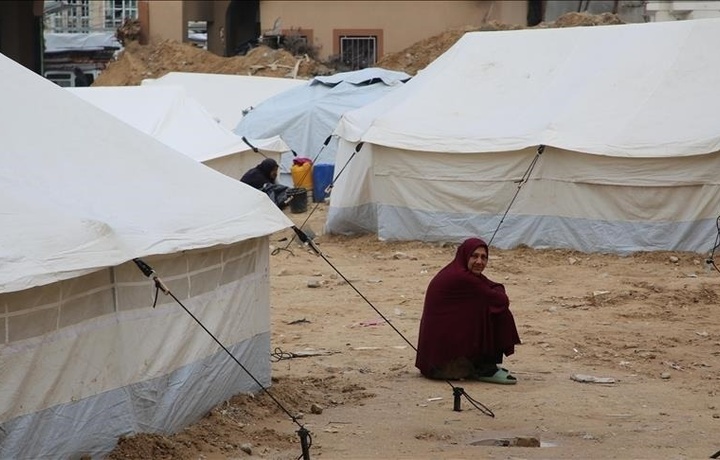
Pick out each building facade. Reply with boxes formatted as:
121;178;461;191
141;1;529;66
44;0;139;33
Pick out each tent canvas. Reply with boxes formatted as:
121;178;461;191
233;68;410;172
0;53;292;458
67;85;288;180
328;18;720;254
141;72;307;130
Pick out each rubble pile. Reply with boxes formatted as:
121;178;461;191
94;12;624;85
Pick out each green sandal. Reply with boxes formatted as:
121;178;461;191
475;368;518;385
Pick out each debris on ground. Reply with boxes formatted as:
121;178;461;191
95;12;625;86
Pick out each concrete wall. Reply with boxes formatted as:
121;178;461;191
146;0;185;43
258;0;527;60
145;0;528;59
646;0;720;21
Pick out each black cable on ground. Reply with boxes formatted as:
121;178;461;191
706;215;720;274
132;258;312;460
290;227;495;417
272;141;364;256
242;135;303;178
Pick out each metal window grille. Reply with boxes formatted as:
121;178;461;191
66;0;90;32
104;0;138;29
339;35;377;70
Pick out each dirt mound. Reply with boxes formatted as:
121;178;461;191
551;11;625;28
107;375;373;459
96;12;625;85
377;12;624;75
93;40;328;87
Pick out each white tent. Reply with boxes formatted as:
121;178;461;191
328;18;720;254
0;53;293;458
67;85;287;180
142;72;307;130
234;68;410;168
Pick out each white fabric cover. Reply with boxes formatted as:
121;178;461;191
142;72;307;130
337;19;720;157
1;242;272;459
44;32;121;53
313;67;410;86
328;19;720;254
234;68;410;169
0;53;292;458
0;52;292;293
66;85;286;177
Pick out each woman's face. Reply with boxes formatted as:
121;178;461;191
467;246;488;276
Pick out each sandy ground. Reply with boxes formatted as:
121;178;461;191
109;202;720;460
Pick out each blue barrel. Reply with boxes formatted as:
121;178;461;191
312;163;335;203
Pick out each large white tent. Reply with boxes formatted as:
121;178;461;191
0;53;292;458
234;68;410;169
142;72;307;130
328;18;720;254
67;85;287;179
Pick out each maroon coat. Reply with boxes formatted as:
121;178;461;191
415;238;521;377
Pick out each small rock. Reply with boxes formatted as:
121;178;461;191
548;306;558;312
277;268;288;276
295;412;304;420
329;273;338;279
582;434;596;440
713;414;720;419
660;372;671;379
312;271;322;277
240;443;252;455
592;290;610;298
392;251;410;260
366;278;383;283
307;279;322;288
568;257;578;265
310;403;324;414
512;436;541;447
571;374;616;384
669;256;679;263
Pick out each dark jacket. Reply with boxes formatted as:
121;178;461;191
240;158;278;190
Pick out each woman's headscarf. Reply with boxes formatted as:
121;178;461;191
415;238;520;377
257;158;278;177
240;158;278;189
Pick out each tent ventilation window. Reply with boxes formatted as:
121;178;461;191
340;35;377;70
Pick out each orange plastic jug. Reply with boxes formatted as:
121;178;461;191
291;161;313;191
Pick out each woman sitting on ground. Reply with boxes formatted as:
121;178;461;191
240;158;289;209
415;237;521;384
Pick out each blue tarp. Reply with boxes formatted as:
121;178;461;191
234;68;410;173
